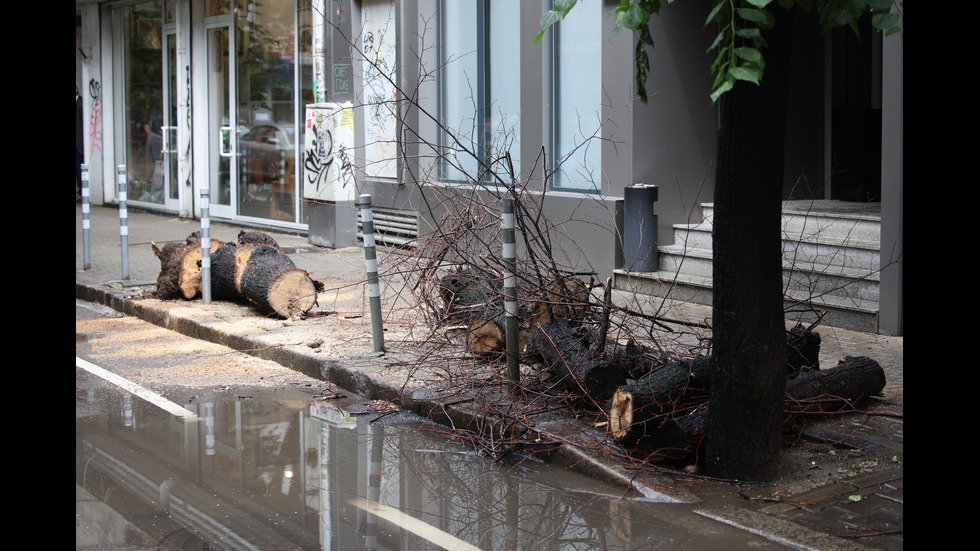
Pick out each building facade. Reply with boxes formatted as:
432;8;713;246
76;0;902;335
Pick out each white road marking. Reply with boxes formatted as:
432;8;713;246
76;357;199;420
349;497;484;551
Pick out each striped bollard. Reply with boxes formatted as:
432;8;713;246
501;197;520;391
358;194;385;353
116;165;129;280
200;187;212;304
81;163;91;270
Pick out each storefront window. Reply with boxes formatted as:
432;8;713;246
121;1;165;204
236;0;298;222
439;0;521;185
552;0;601;192
361;0;398;180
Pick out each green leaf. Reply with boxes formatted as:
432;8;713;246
848;495;862;502
705;0;728;26
745;0;773;7
737;7;775;30
872;12;901;31
554;0;577;17
735;27;762;39
734;46;763;63
533;11;562;44
710;78;733;103
729;64;762;84
707;29;726;53
627;3;652;28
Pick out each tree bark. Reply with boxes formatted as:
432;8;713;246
151;232;224;300
785;355;886;407
527;318;627;401
236;244;318;319
154;232;319;319
608;358;712;447
625;356;885;465
706;9;794;481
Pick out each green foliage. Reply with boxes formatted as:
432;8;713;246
534;0;903;103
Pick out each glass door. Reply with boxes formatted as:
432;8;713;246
206;20;236;218
162;28;180;210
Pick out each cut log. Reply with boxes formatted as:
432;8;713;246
153;231;320;318
210;242;241;301
784;355;885;407
151;232;224;300
529;277;590;326
237;229;280;248
466;318;505;355
786;322;821;376
237;244;318;318
610;355;887;463
527;318;627;401
608;358;711;447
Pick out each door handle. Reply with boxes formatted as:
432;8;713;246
162;126;177;155
220;126;233;157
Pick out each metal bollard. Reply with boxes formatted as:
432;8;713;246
116;165;130;280
357;194;385;353
200;187;212;304
81;163;91;270
623;183;659;272
501;197;520;391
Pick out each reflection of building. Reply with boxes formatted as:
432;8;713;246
76;1;901;335
78;391;709;549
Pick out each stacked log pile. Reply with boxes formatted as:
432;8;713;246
606;351;886;464
152;230;321;319
435;266;887;465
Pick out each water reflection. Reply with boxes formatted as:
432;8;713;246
76;379;754;550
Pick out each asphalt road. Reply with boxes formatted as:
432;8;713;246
76;299;338;404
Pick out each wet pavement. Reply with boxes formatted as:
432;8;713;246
76;204;903;550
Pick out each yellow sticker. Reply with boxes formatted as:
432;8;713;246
341;109;355;130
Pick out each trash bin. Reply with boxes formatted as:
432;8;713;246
623;183;659;272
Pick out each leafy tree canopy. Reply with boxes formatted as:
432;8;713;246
535;0;903;103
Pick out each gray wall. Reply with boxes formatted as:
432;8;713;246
626;1;718;247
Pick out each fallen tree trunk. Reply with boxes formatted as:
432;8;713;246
607;358;712;447
151;232;224;300
527;318;627;401
210;242;242;301
154;231;320;319
784;355;886;406
466;318;505;356
609;356;886;463
233;244;318;319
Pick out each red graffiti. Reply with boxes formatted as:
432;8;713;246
88;80;102;155
89;99;102;154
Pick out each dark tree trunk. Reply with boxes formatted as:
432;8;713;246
706;10;794;481
237;245;319;319
211;242;242;301
630;356;885;463
527;318;627;401
608;358;712;447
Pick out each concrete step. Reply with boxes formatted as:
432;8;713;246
626;254;880;305
613;268;880;333
700;201;882;243
615;201;883;332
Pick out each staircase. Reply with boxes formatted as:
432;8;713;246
613;200;882;333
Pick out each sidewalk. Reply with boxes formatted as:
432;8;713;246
76;203;902;550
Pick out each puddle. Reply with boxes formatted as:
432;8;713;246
76;372;786;550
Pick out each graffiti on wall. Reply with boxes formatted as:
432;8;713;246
88;79;102;154
304;106;356;202
361;0;398;179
